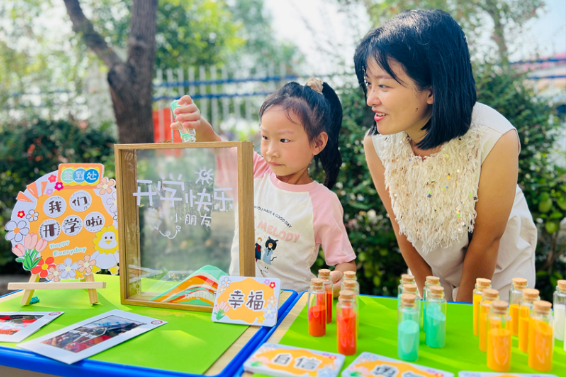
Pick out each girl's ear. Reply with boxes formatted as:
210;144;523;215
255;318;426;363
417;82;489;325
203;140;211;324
312;132;329;156
427;87;434;105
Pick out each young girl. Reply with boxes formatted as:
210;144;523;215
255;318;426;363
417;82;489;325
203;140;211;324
171;78;357;292
355;10;536;302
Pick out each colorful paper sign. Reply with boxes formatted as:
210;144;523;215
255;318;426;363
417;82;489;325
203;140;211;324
18;309;166;364
459;373;559;377
0;311;64;343
211;276;281;327
341;352;454;377
4;163;118;280
244;343;345;377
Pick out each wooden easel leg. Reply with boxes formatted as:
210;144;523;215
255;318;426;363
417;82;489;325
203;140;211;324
85;274;99;304
20;274;40;305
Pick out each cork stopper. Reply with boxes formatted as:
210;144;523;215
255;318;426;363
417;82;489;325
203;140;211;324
339;290;354;301
491;300;508;314
533;300;552;314
512;277;527;289
311;278;323;289
523;288;540;301
401;274;414;283
400;293;416;307
318;269;331;279
344;271;357;280
343;280;358;289
403;284;418;294
429;285;444;297
557;280;566;292
483;288;499;300
476;278;491;288
426;276;440;284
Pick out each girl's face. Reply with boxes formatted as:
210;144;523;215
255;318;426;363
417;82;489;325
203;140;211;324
365;58;433;141
260;106;326;183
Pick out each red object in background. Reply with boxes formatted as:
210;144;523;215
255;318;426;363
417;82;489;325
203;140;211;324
152;108;183;143
337;307;357;355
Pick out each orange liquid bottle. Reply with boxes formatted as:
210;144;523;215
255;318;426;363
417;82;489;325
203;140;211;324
479;288;499;352
518;288;540;352
487;301;512;372
473;278;491;336
509;277;527;337
337;290;358;355
308;278;326;337
318;269;333;324
528;300;554;371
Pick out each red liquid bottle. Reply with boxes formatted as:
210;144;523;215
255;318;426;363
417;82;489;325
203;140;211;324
337;289;358;355
318;269;333;323
308;278;326;337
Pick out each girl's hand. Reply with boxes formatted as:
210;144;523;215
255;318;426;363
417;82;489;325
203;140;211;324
330;270;343;298
170;95;202;133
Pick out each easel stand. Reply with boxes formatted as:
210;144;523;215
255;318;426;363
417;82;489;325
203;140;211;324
7;274;106;305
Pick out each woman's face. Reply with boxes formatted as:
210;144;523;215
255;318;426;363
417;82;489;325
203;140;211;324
365;58;433;140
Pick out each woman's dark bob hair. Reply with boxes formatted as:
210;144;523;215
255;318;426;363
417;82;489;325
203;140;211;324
354;9;477;150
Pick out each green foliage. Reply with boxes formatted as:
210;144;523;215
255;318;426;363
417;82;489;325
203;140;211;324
0;120;116;273
312;63;564;300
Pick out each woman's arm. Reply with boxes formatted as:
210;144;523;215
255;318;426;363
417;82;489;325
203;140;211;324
364;135;432;295
455;130;519;302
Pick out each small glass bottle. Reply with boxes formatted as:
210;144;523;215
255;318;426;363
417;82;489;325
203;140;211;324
341;271;357;291
518;288;540;353
486;300;512;372
318;269;333;324
308;278;326;337
528;300;554;372
422;276;440;333
397;293;420;361
336;289;358;355
553;280;566;341
479;288;499;352
473;278;491;336
399;283;418;306
509;277;527;337
425;285;446;348
398;274;416;297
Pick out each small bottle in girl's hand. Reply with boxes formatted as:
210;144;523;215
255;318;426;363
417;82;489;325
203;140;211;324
170;100;196;142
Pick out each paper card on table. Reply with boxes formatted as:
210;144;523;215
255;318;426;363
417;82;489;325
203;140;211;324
244;343;345;377
342;352;454;377
211;276;281;327
0;311;64;343
459;373;559;377
18;309;166;364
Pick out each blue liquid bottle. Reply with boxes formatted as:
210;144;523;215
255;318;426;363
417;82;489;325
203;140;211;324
398;293;420;361
423;276;440;333
425;285;446;348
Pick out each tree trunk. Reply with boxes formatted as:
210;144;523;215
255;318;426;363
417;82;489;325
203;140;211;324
63;0;157;144
483;0;509;63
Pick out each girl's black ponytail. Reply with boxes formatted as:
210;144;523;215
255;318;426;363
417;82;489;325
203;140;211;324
317;83;342;189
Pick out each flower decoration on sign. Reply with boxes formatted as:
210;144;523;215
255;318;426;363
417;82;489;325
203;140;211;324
5;220;29;243
97;177;115;195
106;192;118;214
263;279;271;286
47;266;61;282
26;210;39;222
77;255;96;275
54;182;64;191
45;188;54;196
213;301;230;320
31;257;56;278
48;175;57;183
267;295;278;307
12;233;47;271
262;304;275;320
269;282;276;289
17;211;25;218
59;258;79;279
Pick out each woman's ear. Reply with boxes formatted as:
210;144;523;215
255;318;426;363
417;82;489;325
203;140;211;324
427;87;434;105
312;132;329;156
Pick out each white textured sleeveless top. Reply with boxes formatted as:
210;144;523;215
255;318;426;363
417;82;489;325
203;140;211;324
373;103;536;300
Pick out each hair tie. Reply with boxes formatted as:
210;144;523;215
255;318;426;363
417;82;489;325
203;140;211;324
305;77;324;94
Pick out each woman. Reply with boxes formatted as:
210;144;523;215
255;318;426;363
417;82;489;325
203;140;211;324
355;9;536;302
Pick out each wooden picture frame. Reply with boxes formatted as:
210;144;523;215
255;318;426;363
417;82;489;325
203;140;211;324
114;142;255;312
